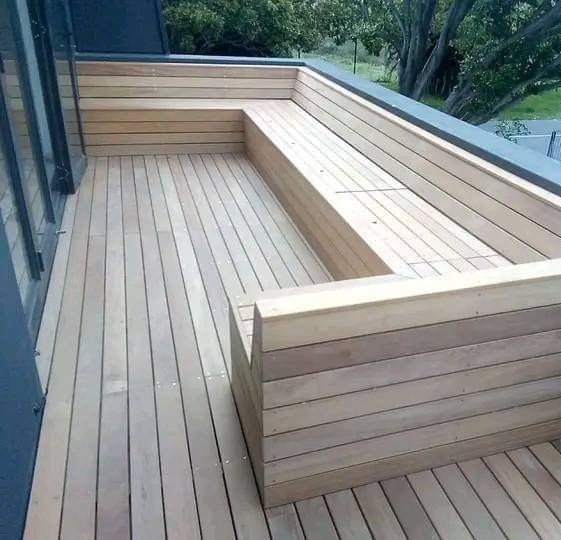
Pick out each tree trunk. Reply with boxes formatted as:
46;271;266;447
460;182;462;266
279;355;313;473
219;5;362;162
393;0;474;99
410;0;475;100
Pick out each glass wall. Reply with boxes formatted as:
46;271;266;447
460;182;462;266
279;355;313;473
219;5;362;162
0;0;51;254
0;115;33;305
0;0;84;331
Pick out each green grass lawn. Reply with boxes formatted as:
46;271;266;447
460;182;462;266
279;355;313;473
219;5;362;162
304;43;561;121
498;88;561;120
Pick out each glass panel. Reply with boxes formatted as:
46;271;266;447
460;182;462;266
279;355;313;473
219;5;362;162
45;0;85;179
0;123;32;307
0;0;49;241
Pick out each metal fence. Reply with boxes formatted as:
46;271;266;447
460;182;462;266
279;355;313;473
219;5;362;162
547;131;561;161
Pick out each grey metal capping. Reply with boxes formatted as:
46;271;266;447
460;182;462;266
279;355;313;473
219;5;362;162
76;52;561;197
76;51;305;66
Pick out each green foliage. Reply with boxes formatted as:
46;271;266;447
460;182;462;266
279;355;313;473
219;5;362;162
162;0;561;123
163;0;321;56
451;0;561;122
341;0;561;123
316;0;364;44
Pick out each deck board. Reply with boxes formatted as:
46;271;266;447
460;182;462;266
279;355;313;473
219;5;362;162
25;153;561;539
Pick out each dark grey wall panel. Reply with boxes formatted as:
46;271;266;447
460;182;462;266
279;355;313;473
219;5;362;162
69;0;168;54
0;217;43;540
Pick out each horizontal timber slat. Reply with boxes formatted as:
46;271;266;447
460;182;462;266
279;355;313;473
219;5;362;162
77;61;298;79
257;259;561;351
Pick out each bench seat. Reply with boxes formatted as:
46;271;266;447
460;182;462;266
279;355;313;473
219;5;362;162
244;101;512;280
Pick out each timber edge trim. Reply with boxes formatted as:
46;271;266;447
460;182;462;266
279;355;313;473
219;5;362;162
256;259;561;351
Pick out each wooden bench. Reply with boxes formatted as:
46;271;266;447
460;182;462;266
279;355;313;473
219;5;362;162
237;69;561;506
74;60;561;507
293;68;561;263
232;261;561;506
244;100;516;280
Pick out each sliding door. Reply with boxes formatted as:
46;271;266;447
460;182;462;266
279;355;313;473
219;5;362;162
0;0;84;331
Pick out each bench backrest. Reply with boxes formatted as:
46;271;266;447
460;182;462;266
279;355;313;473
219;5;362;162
76;61;295;156
293;68;561;263
247;259;561;505
77;61;296;99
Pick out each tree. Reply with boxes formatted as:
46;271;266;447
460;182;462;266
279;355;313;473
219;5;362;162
316;0;367;45
163;0;321;57
332;0;561;123
445;1;561;122
316;0;371;71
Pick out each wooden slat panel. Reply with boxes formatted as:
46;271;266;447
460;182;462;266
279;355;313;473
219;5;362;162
86;142;245;157
293;83;548;263
85;131;244;145
81;108;243;122
266;398;561;484
296;68;561;248
79;75;294;88
301;68;561;237
264;376;561;460
263;328;561;408
260;303;561;380
80;86;292;99
264;420;561;507
77;61;298;79
246;119;367;279
246;108;415;278
82;120;243;133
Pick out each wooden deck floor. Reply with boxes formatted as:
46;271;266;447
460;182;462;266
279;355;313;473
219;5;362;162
25;154;561;539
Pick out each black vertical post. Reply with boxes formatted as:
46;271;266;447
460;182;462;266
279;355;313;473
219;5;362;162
353;38;358;74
